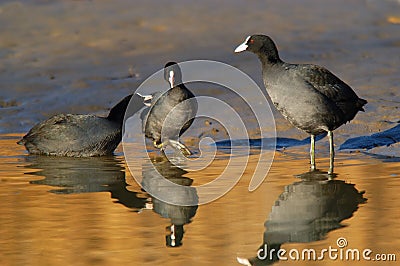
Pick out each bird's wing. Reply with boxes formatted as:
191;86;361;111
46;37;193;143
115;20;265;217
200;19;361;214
297;64;367;123
27;114;89;138
298;64;360;105
24;115;118;152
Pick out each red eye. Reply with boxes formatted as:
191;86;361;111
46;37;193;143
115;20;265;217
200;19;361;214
249;39;254;44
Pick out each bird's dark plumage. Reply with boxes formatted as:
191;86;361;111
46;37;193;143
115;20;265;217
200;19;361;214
18;94;145;157
236;35;366;134
235;34;367;173
143;62;197;154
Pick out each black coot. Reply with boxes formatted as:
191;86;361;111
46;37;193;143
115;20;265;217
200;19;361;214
143;62;197;155
18;93;150;157
235;35;367;173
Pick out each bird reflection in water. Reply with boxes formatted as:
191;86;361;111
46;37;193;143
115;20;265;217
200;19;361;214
141;156;198;247
25;155;198;248
25;155;148;210
238;170;367;265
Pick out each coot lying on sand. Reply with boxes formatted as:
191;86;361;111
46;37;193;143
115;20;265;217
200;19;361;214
235;35;367;173
18;93;151;157
143;62;197;155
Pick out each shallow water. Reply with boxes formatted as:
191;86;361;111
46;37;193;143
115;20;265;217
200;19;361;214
1;135;400;265
1;0;400;265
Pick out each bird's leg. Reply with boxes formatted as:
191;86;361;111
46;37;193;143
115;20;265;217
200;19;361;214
168;139;192;156
310;134;316;171
328;130;335;175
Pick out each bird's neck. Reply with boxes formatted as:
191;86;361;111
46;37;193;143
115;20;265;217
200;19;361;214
107;94;133;125
258;52;283;68
257;44;282;67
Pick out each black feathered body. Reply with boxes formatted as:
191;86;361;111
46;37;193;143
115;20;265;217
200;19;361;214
261;61;367;135
18;94;141;157
144;86;197;145
237;35;367;135
236;34;367;173
18;114;121;156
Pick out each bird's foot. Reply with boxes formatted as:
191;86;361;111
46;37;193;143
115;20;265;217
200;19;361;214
153;141;167;157
168;139;192;156
153;141;164;149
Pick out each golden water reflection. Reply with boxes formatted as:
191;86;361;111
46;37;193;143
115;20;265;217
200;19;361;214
237;170;367;265
1;135;399;265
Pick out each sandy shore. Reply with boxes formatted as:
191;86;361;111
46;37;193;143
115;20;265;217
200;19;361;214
0;0;399;143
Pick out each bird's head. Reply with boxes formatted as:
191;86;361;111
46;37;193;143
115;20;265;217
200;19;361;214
164;62;182;88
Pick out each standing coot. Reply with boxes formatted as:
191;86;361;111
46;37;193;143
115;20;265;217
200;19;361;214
18;93;151;157
235;35;367;173
143;62;197;155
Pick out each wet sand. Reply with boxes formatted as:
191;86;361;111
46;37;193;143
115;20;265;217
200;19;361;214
1;0;400;265
1;0;399;138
